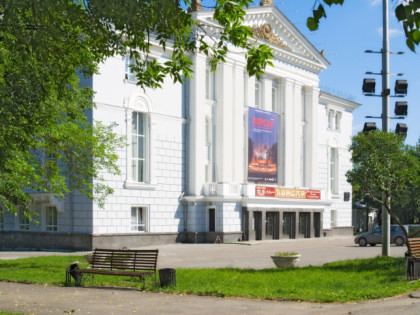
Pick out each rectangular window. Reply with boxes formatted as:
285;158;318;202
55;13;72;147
205;65;216;100
209;208;215;232
205;118;212;182
328;110;334;129
131;112;146;182
46;206;58;232
330;148;338;195
125;55;136;81
19;209;29;230
335;112;341;131
131;207;148;232
255;79;261;108
272;81;278;112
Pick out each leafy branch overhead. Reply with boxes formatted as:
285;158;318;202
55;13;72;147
308;0;420;52
0;0;274;216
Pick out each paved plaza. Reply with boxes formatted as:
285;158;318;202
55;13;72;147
1;236;419;314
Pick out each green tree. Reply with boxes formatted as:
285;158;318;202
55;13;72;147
0;0;274;218
390;140;420;224
346;131;420;250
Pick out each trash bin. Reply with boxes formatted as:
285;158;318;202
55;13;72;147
159;268;176;287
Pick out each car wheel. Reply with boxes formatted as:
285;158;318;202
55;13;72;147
369;243;377;246
394;237;404;246
358;237;367;247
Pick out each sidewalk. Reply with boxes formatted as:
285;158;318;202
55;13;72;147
1;281;420;315
0;237;417;314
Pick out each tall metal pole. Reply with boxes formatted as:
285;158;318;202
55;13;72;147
381;0;390;256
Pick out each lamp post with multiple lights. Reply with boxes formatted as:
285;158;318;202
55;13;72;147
361;0;408;256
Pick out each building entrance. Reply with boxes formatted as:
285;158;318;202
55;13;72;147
282;212;296;239
299;212;311;238
254;211;262;240
265;212;279;240
314;212;321;237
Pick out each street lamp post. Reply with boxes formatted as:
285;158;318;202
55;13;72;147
381;0;390;256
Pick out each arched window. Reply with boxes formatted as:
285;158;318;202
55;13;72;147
125;93;155;189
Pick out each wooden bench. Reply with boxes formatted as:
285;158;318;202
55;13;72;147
406;238;420;280
74;248;159;285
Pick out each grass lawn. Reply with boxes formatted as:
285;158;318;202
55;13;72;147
1;255;420;303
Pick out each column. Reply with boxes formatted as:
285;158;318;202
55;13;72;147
188;54;207;195
262;77;272;112
232;62;246;184
281;78;294;186
292;83;303;187
304;86;320;188
215;61;234;183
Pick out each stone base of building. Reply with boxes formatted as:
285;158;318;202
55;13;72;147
183;232;243;243
0;231;243;251
323;226;354;237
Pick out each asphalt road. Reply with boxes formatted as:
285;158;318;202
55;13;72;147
0;236;408;269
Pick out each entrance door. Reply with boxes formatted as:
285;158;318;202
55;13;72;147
254;211;262;241
242;209;249;241
299;212;311;238
266;212;279;240
314;212;321;237
282;212;296;239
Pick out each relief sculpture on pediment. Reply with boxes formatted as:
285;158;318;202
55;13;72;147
252;23;292;51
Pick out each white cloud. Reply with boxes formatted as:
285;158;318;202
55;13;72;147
376;27;404;37
370;0;381;6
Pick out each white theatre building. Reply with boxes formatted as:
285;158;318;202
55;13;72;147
0;1;359;250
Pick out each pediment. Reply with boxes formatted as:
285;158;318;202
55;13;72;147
243;6;329;71
251;23;292;52
194;5;329;73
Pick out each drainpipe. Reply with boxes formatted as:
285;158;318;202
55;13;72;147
180;77;191;234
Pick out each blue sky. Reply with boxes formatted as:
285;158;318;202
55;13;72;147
270;0;419;145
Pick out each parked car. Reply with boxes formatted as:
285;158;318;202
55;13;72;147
354;225;406;247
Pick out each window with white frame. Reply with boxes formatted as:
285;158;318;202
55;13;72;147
272;80;279;112
255;78;262;108
46;206;58;232
331;210;337;227
205;117;213;182
208;208;215;232
125;55;136;81
205;64;216;101
328;110;334;129
335;112;341;131
131;112;146;183
131;207;148;232
18;209;29;230
330;148;339;195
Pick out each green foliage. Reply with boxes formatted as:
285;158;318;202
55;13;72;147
1;255;420;302
395;0;420;51
307;0;344;31
346;131;420;232
274;251;299;256
0;0;274;217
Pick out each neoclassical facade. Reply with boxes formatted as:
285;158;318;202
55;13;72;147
0;3;359;250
